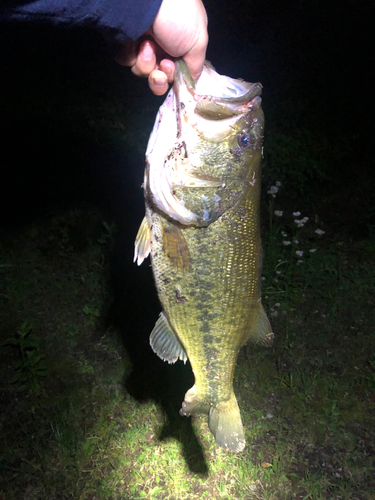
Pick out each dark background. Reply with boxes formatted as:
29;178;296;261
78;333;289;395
0;0;373;232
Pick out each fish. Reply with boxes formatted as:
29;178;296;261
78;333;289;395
134;60;273;452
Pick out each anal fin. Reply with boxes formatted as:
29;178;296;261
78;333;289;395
134;217;151;266
150;312;187;364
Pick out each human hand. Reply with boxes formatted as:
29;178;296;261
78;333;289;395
115;0;208;95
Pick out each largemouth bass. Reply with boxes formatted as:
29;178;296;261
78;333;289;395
134;60;273;452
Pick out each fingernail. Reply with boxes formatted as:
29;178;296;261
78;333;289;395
153;77;166;88
142;42;153;61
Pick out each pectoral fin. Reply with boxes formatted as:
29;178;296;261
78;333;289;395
162;221;190;271
150;312;188;364
134;217;151;266
247;302;274;346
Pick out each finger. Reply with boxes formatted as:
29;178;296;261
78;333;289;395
183;32;208;82
148;69;169;96
131;40;157;77
159;59;175;83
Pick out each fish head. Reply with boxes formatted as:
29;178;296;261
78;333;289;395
146;60;264;226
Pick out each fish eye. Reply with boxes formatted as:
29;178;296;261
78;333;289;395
238;133;250;148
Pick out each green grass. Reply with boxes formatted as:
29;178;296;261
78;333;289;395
0;200;374;500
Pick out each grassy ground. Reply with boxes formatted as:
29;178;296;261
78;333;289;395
1;197;374;500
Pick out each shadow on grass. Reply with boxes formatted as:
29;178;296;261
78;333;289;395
107;211;209;474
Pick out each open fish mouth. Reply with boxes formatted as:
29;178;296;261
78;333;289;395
176;59;263;120
145;60;264;226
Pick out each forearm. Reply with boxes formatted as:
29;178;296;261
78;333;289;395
1;0;163;42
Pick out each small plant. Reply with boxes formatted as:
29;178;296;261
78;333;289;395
97;220;118;246
49;215;73;253
3;321;46;394
82;303;101;326
77;357;95;375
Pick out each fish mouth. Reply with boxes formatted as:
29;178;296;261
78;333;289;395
145;60;264;226
175;59;262;120
174;60;262;142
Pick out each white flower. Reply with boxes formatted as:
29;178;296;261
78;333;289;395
271;311;278;317
275;181;281;187
274;210;283;217
283;240;291;246
275;303;281;307
268;185;278;195
294;240;299;244
297;259;304;264
296;250;304;257
309;248;317;253
294;216;309;227
274;278;279;282
293;211;301;217
261;276;266;281
281;231;287;237
276;271;281;275
315;229;325;235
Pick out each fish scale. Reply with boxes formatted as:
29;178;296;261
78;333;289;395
146;184;264;436
134;60;273;452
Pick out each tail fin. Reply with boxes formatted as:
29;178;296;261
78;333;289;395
208;394;246;453
180;386;246;452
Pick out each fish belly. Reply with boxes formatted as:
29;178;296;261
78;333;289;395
147;191;269;451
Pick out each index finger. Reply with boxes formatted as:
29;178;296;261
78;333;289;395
183;35;208;82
